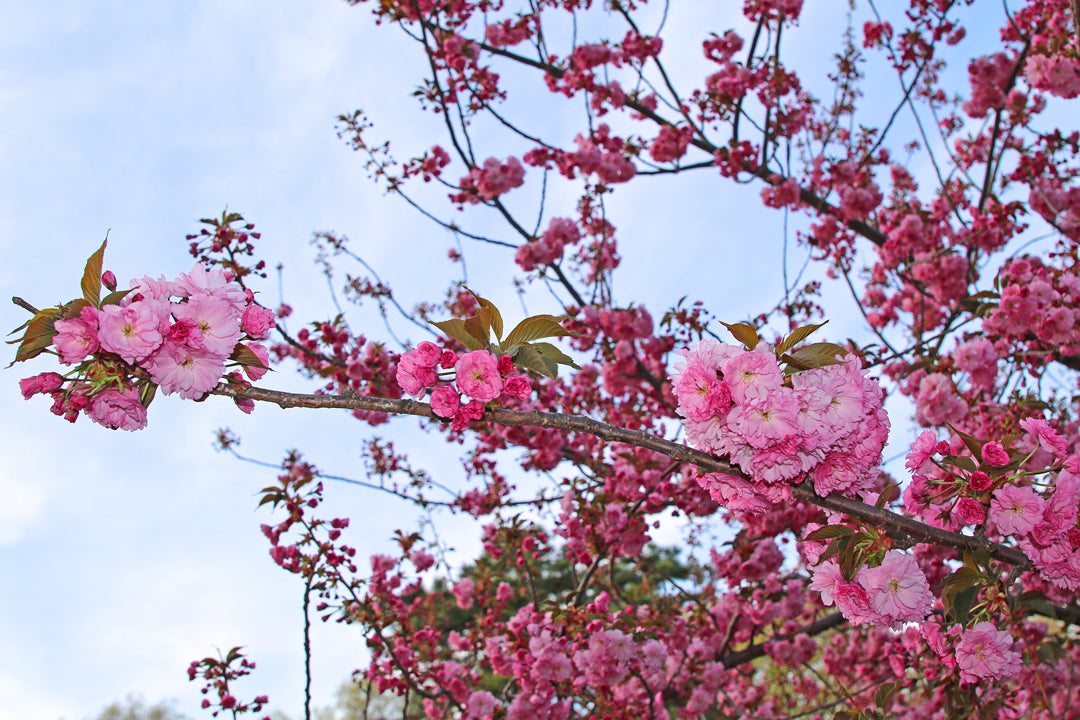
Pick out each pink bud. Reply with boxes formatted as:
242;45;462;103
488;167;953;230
101;270;117;291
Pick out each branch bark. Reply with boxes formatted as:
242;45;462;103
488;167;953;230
212;381;1032;570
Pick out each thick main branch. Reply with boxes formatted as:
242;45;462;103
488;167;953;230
212;382;1031;569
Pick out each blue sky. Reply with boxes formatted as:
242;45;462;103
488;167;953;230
0;1;987;717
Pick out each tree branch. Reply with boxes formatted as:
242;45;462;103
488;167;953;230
212;381;1032;569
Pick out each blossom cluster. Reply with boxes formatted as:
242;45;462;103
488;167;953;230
810;551;933;628
669;338;889;508
396;342;531;431
19;262;273;430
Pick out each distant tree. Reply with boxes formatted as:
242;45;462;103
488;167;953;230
84;696;189;720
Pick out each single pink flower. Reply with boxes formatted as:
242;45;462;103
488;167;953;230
859;550;933;624
502;375;532;399
53;306;100;364
955;621;1022;682
86;387;148;431
456;350;503;402
97;301;167;363
173;294;242;358
241;304;276;340
430;385;461;418
989;484;1044;536
451;399;485;432
955;497;986;526
981;441;1010;466
396;351;438;398
145;340;226;399
905;430;938;474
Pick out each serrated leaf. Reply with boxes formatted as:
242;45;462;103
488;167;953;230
504;315;577;350
804;525;856;541
530;341;580;369
775;321;828;355
81;237;108;306
230;343;269;369
781;342;847;371
10;309;61;365
464;310;491;347
430;318;485;351
719;320;759;350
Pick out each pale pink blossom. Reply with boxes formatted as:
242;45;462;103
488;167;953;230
989;484;1044;536
1019;417;1068;459
905;430;938;474
859;550;933;624
396;351;438;399
452;578;476;609
721;343;783;403
915;373;966;427
173;294;243;358
145;341;226;399
456;350;503;402
86;387;148;431
955;621;1022;682
174;263;245;308
97;301;167;363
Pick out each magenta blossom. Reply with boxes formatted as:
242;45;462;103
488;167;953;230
241;304;276;340
455;350;503;402
19;372;64;399
859;550;933;625
53;306;100;364
86;387;148;431
430;385;461;418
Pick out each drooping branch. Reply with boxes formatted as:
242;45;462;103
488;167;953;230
212;381;1032;570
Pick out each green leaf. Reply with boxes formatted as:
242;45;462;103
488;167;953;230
804;525;856;541
475;295;503;341
874;680;898;710
10;308;61;365
774;321;827;355
942;454;977;473
719;320;759;350
503;314;577;350
430;318;486;351
948;424;985;460
531;341;580;370
101;288;134;307
139;381;158;408
780;342;846;371
81;237;108;307
514;343;553;378
231;343;269;370
951;584;978;624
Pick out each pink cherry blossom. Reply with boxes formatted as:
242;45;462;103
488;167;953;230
145;340;226;399
456;350;503;402
720;343;783;403
452;577;476;609
989;484;1045;536
97;301;167;363
241;304;276;339
19;372;64;399
859;550;933;625
53;306;100;364
430;385;461;418
240;342;270;381
502;375;532;399
173;294;243;358
955;621;1023;683
396;351;438;399
905;430;938;474
86;387;148;431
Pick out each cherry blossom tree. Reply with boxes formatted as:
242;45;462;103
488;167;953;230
13;0;1080;718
